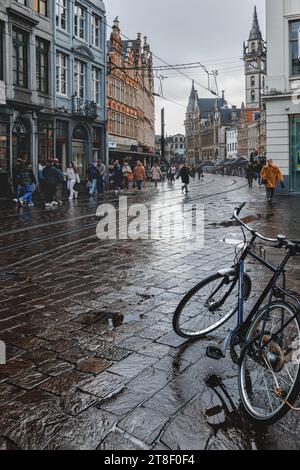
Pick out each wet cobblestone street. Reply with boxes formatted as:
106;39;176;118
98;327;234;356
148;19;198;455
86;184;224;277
0;176;300;450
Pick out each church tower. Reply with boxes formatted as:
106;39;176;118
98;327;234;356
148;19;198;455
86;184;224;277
243;6;266;109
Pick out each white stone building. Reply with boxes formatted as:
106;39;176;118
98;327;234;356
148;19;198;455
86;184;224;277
264;0;300;192
226;128;238;158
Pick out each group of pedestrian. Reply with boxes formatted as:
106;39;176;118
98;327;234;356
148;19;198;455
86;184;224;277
108;159;165;193
245;156;285;204
245;156;264;189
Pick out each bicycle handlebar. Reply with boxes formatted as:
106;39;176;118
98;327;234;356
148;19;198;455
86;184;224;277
233;204;300;248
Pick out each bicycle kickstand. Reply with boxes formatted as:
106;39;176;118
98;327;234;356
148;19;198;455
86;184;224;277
206;330;233;361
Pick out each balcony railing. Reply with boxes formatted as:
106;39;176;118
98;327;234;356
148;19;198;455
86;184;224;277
72;96;98;119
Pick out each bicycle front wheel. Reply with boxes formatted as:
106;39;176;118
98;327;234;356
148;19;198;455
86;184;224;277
173;271;251;339
239;301;300;425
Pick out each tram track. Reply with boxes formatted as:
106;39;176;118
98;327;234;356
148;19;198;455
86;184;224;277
0;177;236;239
0;177;217;225
0;178;248;271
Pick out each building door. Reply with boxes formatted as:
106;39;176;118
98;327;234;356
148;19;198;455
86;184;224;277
56;121;68;171
72;124;88;178
290;116;300;192
12;118;30;165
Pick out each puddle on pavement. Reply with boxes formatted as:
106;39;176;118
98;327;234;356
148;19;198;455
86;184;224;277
210;213;262;229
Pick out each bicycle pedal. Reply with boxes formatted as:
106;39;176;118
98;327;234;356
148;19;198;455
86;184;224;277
206;345;225;360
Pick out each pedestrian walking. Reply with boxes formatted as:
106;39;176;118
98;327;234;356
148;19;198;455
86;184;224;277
133;161;146;191
112;160;122;194
260;159;284;204
38;161;46;193
197;166;204;180
256;159;265;187
169;164;177;184
190;166;196;180
122;161;133;190
96;160;106;197
53;159;64;205
43;160;64;207
177;163;190;193
245;161;256;189
87;162;99;197
66;162;79;201
12;159;23;202
14;160;37;206
151;162;162;188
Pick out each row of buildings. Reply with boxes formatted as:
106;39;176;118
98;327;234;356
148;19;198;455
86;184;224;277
0;1;155;196
155;133;186;163
185;7;267;164
185;0;300;193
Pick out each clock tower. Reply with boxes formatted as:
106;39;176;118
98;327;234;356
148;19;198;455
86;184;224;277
243;6;266;109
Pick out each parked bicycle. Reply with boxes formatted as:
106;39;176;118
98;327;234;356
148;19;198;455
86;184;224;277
173;203;300;425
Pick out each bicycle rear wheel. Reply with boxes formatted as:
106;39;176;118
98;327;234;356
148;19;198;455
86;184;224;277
173;271;251;339
239;301;300;425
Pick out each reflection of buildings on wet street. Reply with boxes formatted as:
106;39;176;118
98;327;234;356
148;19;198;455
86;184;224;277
0;175;300;450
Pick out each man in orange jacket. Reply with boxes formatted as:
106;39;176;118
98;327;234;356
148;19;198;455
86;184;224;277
260;159;284;204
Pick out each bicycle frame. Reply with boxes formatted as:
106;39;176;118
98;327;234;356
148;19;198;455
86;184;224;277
233;233;300;354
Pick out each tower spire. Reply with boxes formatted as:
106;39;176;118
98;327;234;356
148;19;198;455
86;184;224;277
249;6;262;41
187;81;199;113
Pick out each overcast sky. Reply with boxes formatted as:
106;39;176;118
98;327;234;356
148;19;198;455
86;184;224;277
106;0;266;136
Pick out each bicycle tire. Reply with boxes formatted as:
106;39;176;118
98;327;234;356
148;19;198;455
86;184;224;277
173;271;252;339
239;301;300;425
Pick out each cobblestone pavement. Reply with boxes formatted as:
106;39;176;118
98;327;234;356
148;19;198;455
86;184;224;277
0;175;300;450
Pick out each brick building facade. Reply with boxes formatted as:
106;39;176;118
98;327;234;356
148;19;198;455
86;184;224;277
107;18;155;163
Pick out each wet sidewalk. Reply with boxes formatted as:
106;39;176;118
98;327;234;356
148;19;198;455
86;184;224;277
0;176;300;450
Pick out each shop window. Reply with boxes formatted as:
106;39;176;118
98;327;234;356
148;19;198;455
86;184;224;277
0;122;9;172
38;122;54;163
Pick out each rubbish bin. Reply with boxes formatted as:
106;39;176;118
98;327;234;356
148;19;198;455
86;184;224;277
0;172;11;198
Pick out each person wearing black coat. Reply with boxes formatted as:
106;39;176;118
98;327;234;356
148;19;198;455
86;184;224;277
43;161;64;205
177;164;190;193
13;161;37;206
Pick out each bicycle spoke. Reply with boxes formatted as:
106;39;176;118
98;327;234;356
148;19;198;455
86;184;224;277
240;303;300;422
175;275;239;337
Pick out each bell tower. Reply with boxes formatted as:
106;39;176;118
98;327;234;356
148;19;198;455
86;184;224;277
243;6;266;109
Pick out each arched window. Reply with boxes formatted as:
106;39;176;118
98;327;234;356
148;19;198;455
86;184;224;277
72;124;88;141
251;75;255;87
251;90;256;102
251;41;256;52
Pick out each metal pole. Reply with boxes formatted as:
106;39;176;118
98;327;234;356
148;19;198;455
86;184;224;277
161;107;165;161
